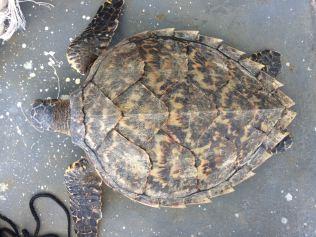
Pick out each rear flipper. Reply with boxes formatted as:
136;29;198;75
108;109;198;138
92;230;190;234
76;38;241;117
250;50;282;77
272;134;293;154
64;158;103;237
67;0;125;74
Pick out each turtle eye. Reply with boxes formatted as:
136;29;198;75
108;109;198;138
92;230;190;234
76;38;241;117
30;99;54;131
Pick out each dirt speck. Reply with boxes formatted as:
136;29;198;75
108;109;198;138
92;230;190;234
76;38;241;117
155;14;166;21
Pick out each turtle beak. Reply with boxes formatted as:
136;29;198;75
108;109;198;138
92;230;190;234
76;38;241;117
30;99;54;132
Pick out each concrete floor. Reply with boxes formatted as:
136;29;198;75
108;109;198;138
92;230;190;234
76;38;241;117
0;0;315;236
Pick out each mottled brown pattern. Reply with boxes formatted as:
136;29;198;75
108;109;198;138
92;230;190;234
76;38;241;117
82;83;122;150
93;43;145;100
117;113;168;147
68;29;296;208
64;158;103;237
276;109;297;130
160;82;218;148
67;0;124;74
138;38;188;96
112;82;168;152
188;42;231;95
193;124;238;190
96;130;151;194
113;81;168;115
143;131;198;198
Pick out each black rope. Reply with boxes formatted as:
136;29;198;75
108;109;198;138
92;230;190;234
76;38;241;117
0;192;71;237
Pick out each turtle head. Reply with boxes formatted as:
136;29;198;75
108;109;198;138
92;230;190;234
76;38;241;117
30;99;71;136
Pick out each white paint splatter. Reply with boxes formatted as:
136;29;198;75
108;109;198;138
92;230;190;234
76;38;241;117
0;183;8;192
22;43;27;48
44;50;63;98
16;126;22;136
285;62;291;67
281;217;288;225
75;78;81;84
29;72;36;79
23;60;33;70
234;213;239;218
285;193;293;202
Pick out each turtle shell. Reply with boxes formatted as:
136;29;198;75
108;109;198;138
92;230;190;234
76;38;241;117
69;28;296;208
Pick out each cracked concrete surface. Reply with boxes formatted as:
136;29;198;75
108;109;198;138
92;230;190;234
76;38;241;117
0;0;315;236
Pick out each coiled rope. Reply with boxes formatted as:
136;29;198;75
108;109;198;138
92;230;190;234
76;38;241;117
0;192;71;237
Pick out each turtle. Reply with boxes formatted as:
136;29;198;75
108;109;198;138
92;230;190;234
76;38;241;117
30;0;296;236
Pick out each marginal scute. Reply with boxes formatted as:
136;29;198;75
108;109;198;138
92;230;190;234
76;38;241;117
93;42;145;100
247;145;273;169
229;166;255;186
133;195;160;208
257;71;284;92
208;182;234;198
218;43;246;61
198;35;223;48
128;31;151;42
96;130;151;194
263;129;290;150
174;30;199;41
184;191;212;205
83;83;122;149
273;90;295;108
276;110;297;130
159;198;186;208
239;58;265;76
152;28;175;37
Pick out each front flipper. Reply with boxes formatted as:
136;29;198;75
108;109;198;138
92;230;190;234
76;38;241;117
67;0;125;74
64;158;103;237
250;50;282;77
